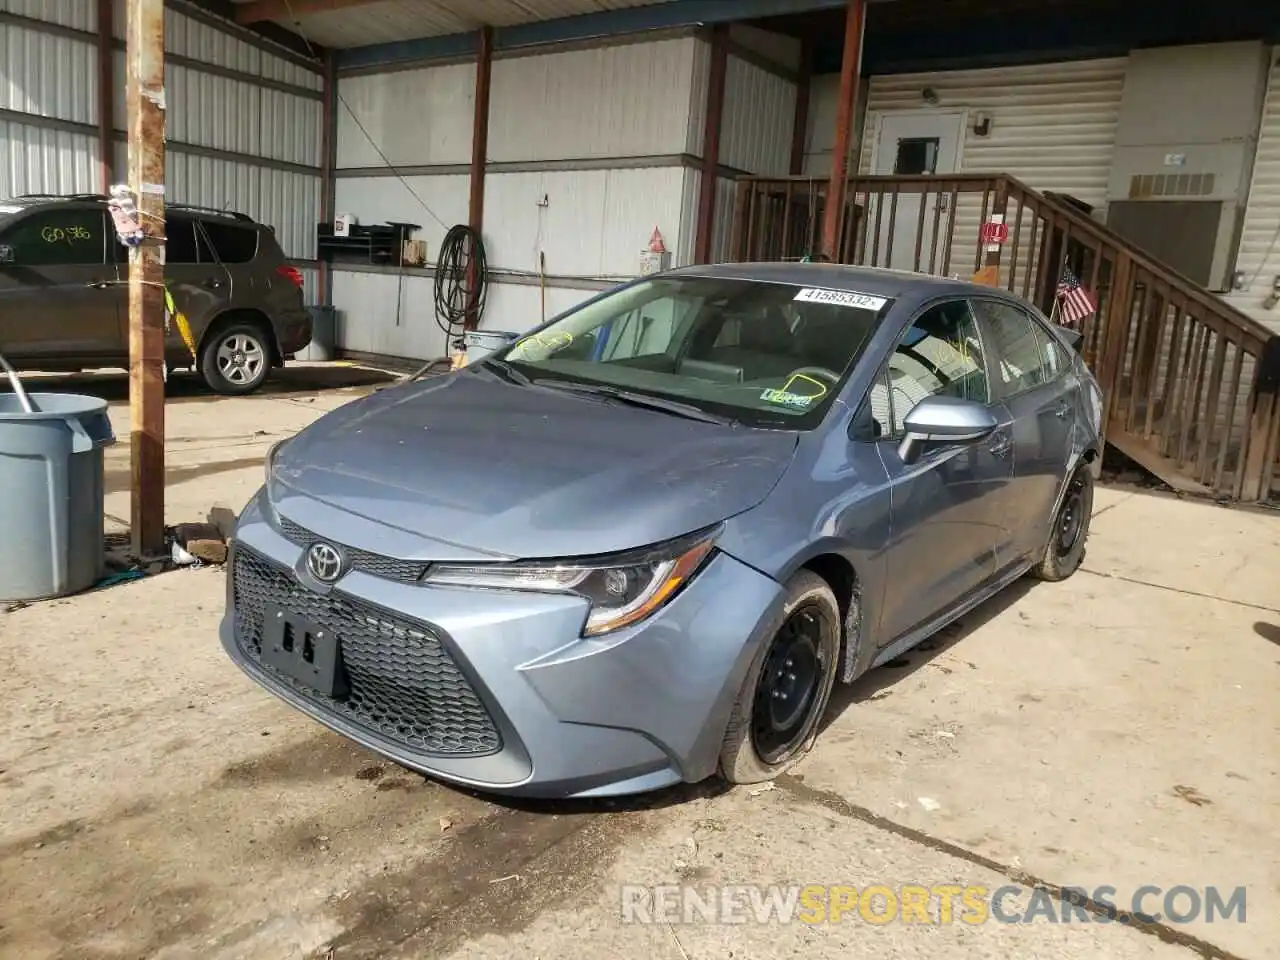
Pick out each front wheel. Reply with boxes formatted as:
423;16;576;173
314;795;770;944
719;570;841;785
200;322;271;396
1030;465;1094;581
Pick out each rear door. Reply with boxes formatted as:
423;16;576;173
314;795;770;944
0;205;122;362
152;214;230;363
970;297;1076;559
870;298;1017;646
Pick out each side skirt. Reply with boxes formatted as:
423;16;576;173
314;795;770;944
868;559;1035;670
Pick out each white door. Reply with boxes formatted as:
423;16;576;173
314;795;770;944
869;111;965;273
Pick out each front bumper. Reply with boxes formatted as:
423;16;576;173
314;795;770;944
220;491;785;798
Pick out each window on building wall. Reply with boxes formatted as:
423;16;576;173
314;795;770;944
893;137;940;176
0;209;107;266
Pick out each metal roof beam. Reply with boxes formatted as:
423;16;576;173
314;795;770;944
337;0;850;70
235;0;386;26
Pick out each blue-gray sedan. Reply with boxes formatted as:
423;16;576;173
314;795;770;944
221;263;1102;798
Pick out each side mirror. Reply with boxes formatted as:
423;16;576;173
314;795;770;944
897;395;998;465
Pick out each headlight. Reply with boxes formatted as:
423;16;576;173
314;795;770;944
422;528;719;636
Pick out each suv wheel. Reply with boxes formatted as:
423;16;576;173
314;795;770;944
201;322;270;395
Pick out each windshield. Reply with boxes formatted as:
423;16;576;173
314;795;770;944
494;276;888;429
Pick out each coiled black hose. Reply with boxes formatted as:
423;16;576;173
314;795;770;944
409;224;488;380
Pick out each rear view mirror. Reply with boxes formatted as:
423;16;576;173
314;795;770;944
898;395;998;464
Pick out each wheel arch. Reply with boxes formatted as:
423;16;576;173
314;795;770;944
782;541;869;685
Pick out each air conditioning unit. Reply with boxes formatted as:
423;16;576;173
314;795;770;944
1104;43;1272;292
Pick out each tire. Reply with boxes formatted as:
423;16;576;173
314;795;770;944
1030;465;1094;582
718;570;841;785
200;320;272;396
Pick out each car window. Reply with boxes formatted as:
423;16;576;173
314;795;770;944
201;220;258;263
164;216;216;264
1032;318;1070;380
0;208;106;266
500;276;887;430
881;300;989;435
971;299;1054;398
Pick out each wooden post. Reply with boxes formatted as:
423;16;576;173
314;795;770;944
97;0;115;194
693;25;729;265
465;25;493;331
971;178;1009;287
820;0;866;259
126;0;166;557
789;39;812;176
1239;336;1280;500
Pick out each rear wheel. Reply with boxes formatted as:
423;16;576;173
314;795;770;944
1031;466;1093;581
719;570;840;785
200;321;271;395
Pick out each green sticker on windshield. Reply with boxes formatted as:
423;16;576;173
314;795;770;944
760;389;815;409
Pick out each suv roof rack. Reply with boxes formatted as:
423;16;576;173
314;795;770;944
168;203;254;223
16;193;109;201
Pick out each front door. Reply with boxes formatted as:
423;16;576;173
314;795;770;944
870;298;1015;646
0;205;122;363
870;111;965;273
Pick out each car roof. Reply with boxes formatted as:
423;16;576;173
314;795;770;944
0;193;259;226
668;261;1025;305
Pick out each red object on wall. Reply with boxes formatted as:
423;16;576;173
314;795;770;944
980;220;1009;245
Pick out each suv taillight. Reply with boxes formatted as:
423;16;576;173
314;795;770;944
276;265;304;288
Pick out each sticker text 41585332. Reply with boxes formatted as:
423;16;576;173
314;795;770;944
793;288;888;311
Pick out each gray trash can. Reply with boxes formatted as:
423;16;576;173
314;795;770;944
0;393;115;601
297;305;336;362
462;329;520;365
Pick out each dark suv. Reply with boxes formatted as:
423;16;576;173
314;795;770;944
0;194;312;394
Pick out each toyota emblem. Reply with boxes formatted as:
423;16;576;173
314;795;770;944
306;542;344;583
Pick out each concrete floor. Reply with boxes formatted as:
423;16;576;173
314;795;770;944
0;365;1275;960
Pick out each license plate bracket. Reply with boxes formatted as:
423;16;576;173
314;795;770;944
261;605;349;699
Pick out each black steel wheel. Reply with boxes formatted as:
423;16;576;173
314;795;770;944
719;570;841;784
1031;465;1094;581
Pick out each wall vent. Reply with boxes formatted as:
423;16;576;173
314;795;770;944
1128;172;1217;199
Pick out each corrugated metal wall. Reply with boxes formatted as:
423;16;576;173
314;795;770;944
0;0;323;260
332;35;707;358
719;55;795;177
1227;49;1280;333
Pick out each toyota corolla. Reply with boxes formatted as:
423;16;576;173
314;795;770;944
220;263;1102;798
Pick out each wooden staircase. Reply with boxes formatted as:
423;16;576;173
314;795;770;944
727;173;1280;504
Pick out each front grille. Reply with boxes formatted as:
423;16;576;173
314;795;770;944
233;546;501;756
277;515;426;584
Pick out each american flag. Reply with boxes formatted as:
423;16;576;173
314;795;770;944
1055;265;1098;327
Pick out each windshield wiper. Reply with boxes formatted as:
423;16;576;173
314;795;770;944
535;380;734;425
477;356;532;386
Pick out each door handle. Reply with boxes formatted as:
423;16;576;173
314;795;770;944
203;278;224;289
1052;400;1072;420
86;280;113;290
988;434;1013;458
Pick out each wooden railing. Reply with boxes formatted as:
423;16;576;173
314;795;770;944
728;174;1280;504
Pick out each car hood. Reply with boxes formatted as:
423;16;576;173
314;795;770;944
268;370;799;561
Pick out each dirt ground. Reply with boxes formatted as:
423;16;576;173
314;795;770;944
0;365;1276;960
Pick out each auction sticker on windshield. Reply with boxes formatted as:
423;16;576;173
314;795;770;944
793;288;887;311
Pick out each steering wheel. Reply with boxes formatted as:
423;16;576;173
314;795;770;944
784;366;841;387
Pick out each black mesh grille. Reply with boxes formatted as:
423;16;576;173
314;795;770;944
277;516;426;584
233;546;500;757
